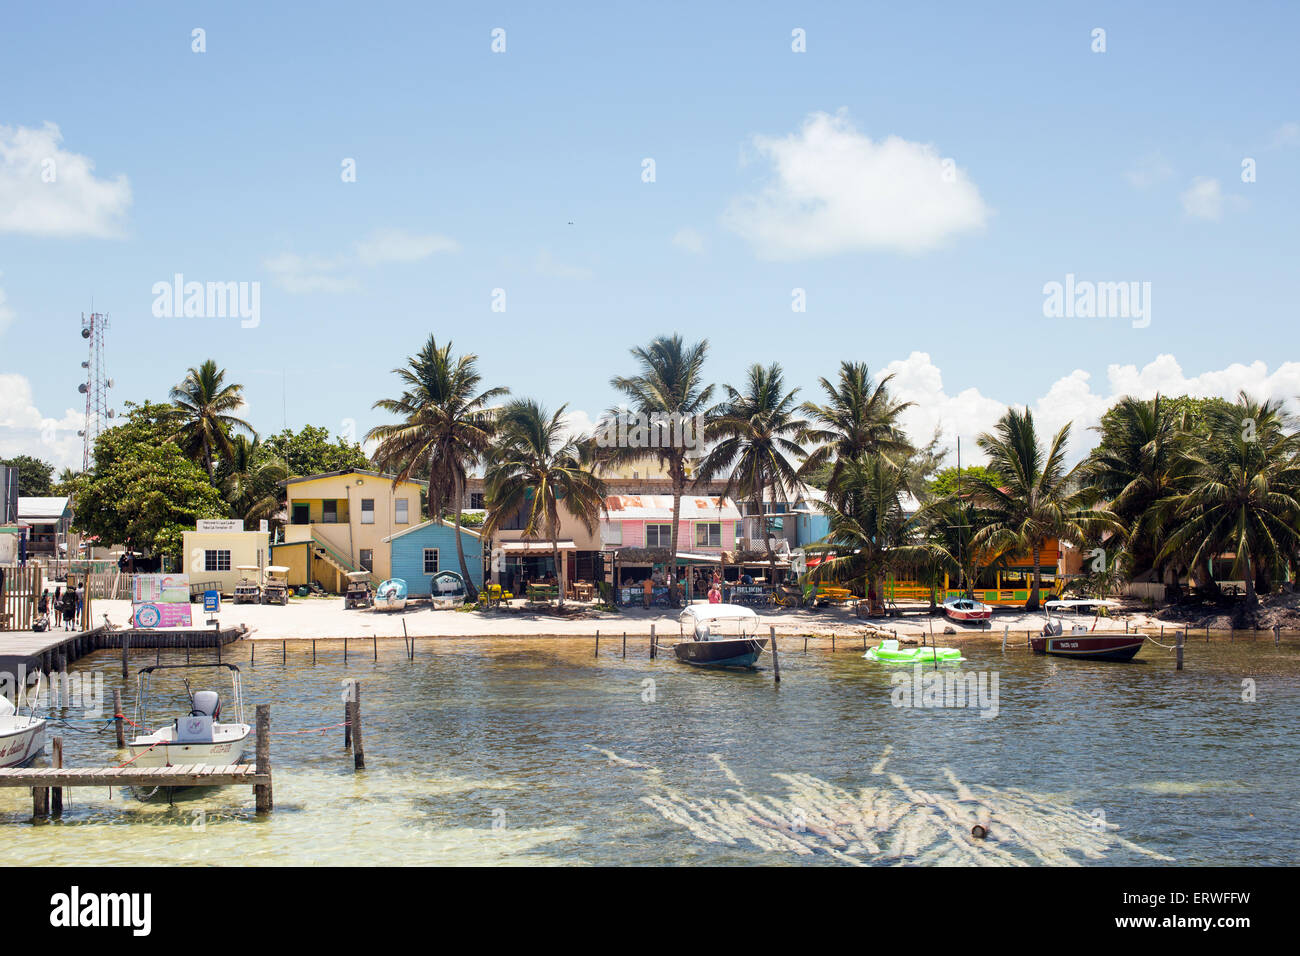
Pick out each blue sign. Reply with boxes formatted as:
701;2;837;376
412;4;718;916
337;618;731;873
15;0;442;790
203;590;220;613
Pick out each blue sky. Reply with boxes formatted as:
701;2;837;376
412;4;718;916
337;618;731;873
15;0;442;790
2;0;1298;470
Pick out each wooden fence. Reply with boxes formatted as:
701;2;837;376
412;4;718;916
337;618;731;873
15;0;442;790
0;565;41;631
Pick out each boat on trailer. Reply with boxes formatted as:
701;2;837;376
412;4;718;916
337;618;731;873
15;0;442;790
942;596;993;625
1030;599;1145;662
674;604;768;668
128;663;251;771
0;694;46;768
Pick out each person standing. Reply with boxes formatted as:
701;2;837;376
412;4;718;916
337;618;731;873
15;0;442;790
642;576;653;609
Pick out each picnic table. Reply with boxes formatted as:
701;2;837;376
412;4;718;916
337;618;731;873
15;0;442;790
526;584;560;603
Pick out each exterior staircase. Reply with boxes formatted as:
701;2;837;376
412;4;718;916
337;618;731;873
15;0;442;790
310;532;380;586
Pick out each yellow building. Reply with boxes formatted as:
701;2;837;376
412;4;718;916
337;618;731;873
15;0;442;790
271;469;425;592
182;526;272;595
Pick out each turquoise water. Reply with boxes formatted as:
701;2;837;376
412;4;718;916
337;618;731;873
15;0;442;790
3;637;1296;865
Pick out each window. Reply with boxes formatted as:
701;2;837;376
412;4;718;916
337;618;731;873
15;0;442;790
359;549;373;572
470;493;485;510
695;522;721;548
204;550;231;572
602;521;623;545
360;499;375;524
322;500;338;523
395;499;409;524
423;548;439;574
291;503;309;525
646;523;672;548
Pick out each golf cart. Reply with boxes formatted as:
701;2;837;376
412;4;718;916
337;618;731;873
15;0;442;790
261;565;291;605
232;566;262;604
344;570;374;609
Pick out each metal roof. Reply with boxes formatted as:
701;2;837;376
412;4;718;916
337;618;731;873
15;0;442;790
603;495;741;521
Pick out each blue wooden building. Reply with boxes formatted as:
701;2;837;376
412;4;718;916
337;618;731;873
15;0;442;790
383;518;484;596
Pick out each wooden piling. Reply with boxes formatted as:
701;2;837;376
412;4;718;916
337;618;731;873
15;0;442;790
350;681;365;770
770;626;780;684
343;678;352;748
622;631;626;658
1001;625;1008;651
595;630;599;658
344;637;348;664
282;640;286;663
120;633;129;680
312;639;316;664
113;689;124;747
832;633;836;653
51;736;63;816
650;625;656;660
373;635;377;661
33;782;48;819
1274;624;1282;646
254;704;272;813
1176;630;1184;671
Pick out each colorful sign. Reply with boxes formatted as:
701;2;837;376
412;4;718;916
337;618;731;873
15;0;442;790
132;602;193;629
131;574;190;604
203;590;220;613
197;519;244;532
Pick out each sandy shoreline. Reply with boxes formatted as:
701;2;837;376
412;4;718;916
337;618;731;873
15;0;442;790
88;596;1178;643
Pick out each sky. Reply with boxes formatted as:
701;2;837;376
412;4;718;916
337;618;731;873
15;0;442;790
2;0;1298;473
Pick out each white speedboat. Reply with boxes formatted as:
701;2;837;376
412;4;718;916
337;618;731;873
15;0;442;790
0;696;46;768
942;596;993;625
375;578;408;612
128;663;251;769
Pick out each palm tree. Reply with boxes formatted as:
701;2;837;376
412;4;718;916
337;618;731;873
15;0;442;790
169;359;255;476
1158;392;1300;614
917;495;991;602
799;361;914;494
367;335;507;600
607;335;713;602
968;407;1121;610
806;455;930;611
219;436;288;523
1080;395;1190;585
698;363;808;586
482;400;608;605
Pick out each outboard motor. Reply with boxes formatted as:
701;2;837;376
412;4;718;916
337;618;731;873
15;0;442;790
190;690;221;720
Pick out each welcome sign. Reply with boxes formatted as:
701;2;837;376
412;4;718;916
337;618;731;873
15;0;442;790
131;574;192;627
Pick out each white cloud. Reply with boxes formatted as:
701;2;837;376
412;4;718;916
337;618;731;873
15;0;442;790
1180;177;1224;221
535;249;593;280
0;122;131;238
723;110;989;259
1269;121;1299;148
1124;152;1174;189
881;351;1300;467
355;229;460;265
671;228;705;255
262;252;360;294
558;408;597;444
0;373;86;470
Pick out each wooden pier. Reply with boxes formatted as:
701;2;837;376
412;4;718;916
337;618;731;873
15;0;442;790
0;624;247;674
3;704;274;819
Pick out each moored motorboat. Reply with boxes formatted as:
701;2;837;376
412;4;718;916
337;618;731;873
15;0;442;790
942;597;992;625
127;663;251;771
375;578;408;611
675;604;768;668
865;638;965;664
0;696;46;768
1030;600;1144;662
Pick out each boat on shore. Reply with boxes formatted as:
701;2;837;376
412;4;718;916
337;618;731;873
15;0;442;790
942;596;992;625
430;570;468;609
128;663;251;772
0;696;46;768
375;578;408;611
674;604;768;668
865;638;965;664
1029;600;1145;662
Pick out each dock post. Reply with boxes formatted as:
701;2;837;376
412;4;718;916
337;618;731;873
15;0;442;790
344;637;348;664
1002;626;1008;651
1176;630;1184;671
402;620;409;660
373;635;377;662
650;625;656;660
832;633;836;653
120;633;129;680
770;626;780;684
282;640;286;663
113;689;125;747
594;630;599;658
343;677;352;748
1274;624;1282;646
51;736;63;816
312;639;316;664
622;631;626;658
350;681;365;770
254;704;273;814
33;782;48;820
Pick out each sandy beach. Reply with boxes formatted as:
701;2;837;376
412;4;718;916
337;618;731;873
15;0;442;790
88;595;1164;643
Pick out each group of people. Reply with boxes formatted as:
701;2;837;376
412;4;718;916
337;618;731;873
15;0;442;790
36;582;82;631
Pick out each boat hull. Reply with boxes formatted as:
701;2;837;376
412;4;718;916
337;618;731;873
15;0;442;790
674;638;768;668
0;718;46;767
128;724;251;769
1030;634;1145;662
